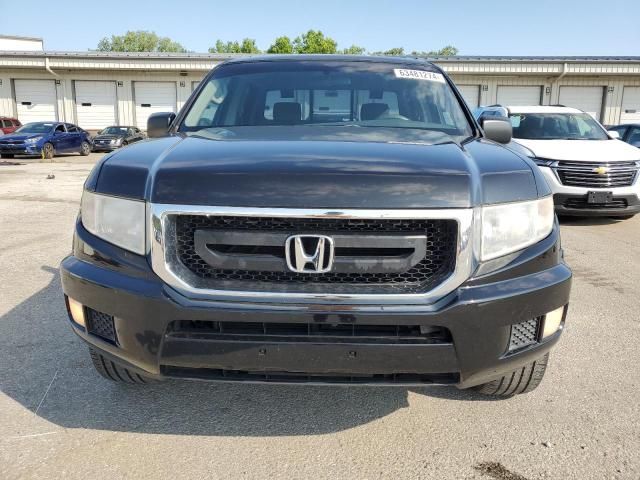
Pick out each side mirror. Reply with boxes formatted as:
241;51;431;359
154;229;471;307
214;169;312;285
607;130;620;139
147;112;176;138
482;117;512;144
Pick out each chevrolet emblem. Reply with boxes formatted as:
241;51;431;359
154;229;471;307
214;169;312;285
592;166;609;175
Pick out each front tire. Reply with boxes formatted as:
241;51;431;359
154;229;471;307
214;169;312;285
80;141;91;156
473;353;549;397
89;348;155;384
42;142;55;160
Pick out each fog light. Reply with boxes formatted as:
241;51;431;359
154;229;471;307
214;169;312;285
542;306;565;338
67;297;86;327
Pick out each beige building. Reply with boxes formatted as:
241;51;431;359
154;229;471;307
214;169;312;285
0;35;43;52
1;51;639;131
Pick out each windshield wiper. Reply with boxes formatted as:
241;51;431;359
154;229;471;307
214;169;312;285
303;122;360;127
560;137;604;140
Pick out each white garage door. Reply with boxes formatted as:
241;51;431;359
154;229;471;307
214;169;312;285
620;86;640;124
457;85;480;108
559;86;604;120
75;81;117;130
497;86;542;106
134;82;177;130
14;79;58;123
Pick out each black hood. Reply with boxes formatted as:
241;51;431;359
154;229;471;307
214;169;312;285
89;127;543;208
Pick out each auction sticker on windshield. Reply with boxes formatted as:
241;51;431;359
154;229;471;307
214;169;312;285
393;69;445;83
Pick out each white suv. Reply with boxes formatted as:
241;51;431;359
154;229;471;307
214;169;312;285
475;105;640;218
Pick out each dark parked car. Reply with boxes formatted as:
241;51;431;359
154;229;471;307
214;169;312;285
60;56;571;397
0;121;92;159
607;124;640;148
0;116;21;134
92;126;145;152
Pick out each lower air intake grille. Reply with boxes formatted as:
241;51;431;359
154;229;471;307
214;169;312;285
508;318;541;352
564;197;628;210
169;320;452;345
86;308;117;344
161;367;459;385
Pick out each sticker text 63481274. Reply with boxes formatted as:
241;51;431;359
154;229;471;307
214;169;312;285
393;69;446;83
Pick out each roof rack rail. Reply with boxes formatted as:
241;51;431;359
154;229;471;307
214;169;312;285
549;104;567;107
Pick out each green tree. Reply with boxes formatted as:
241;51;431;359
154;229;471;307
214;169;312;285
96;30;187;52
411;45;459;56
435;45;458;56
374;47;405;56
209;40;235;53
209;38;261;54
292;30;338;54
267;36;294;54
342;45;366;55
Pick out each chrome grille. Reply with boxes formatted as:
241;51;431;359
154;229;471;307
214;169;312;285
556;161;638;188
150;205;474;304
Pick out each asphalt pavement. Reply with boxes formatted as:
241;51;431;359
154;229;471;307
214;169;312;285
0;156;638;479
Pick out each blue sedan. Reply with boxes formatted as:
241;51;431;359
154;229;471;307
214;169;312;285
0;122;92;159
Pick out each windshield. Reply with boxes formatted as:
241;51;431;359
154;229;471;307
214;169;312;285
101;127;128;135
180;61;473;141
15;123;54;134
509;113;608;140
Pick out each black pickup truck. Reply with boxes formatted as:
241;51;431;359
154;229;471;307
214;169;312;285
60;56;571;396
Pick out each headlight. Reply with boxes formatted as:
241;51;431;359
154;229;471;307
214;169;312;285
110;138;123;145
81;191;146;254
25;136;43;144
481;196;554;261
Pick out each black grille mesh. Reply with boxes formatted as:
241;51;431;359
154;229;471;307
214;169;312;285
508;318;540;351
86;308;117;344
174;215;457;293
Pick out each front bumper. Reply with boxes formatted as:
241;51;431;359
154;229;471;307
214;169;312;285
92;143;120;152
554;193;640;217
538;166;640;217
0;144;41;155
60;220;571;388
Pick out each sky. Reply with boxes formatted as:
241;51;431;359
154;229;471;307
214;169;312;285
1;0;638;56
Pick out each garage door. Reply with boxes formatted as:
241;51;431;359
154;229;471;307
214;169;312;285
559;86;604;120
75;81;117;130
620;86;640;124
457;85;480;108
497;86;542;106
14;79;58;123
192;81;200;92
133;82;177;130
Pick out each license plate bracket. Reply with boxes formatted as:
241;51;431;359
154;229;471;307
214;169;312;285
587;191;613;204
